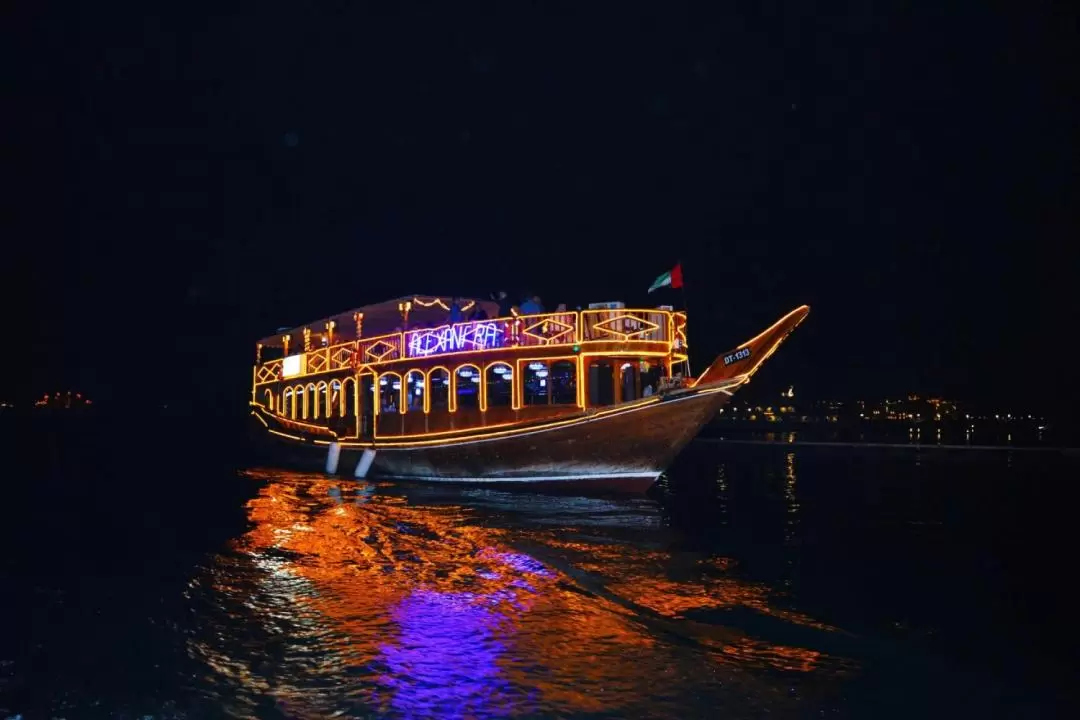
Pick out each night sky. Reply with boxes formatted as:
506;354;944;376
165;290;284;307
6;3;1077;419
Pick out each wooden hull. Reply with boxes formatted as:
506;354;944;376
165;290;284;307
253;387;732;492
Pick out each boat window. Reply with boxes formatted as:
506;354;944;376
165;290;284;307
588;361;615;406
640;360;663;397
455;365;481;409
378;373;401;414
429;368;450;411
315;382;328;419
329;380;341;418
620;363;638;402
551;360;577;405
342;377;358;419
282;387;294;416
485;363;513;408
304;384;317;419
405;371;425;413
263;389;274;412
522;361;549;405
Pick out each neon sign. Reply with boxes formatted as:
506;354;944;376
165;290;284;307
406;321;505;358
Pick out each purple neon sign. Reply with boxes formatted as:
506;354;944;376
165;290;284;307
406;321;505;358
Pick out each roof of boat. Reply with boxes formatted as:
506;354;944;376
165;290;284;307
258;295;501;346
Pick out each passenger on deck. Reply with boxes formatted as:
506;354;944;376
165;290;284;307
520;295;544;315
448;297;464;324
492;291;514;318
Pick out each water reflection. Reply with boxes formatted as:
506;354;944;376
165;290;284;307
185;469;852;717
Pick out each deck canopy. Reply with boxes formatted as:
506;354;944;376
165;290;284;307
257;295;500;349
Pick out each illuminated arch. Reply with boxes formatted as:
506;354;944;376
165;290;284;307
403;369;425;413
452;363;482;411
328;379;342;418
377;371;404;414
282;387;294;417
263;389;274;412
340;377;357;418
483;362;513;410
292;385;304;418
425;366;451;413
314;381;328;419
303;383;317;419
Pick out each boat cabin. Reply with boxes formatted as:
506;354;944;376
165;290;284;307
251;295;689;443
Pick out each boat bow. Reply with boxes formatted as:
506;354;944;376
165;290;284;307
694;305;810;390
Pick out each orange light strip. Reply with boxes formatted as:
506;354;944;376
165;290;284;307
693;305;809;387
351;384;737;448
253;309;680;380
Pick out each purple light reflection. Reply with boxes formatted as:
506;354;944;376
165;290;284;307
483;550;553;578
377;590;524;718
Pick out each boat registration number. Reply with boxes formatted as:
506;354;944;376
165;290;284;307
723;347;752;366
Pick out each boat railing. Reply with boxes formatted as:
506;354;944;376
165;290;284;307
580;309;671;343
513;312;579;347
254;309;678;384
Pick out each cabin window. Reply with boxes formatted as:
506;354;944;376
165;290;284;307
405;371;425;412
282;388;294;416
620;363;638;402
428;368;450;411
485;363;513;408
329;380;341;417
342;378;357;419
263;389;274;412
304;384;317;418
315;382;328;418
455;365;481;409
551;360;577;405
522;361;549;406
588;361;615;406
378;373;402;414
640;361;663;397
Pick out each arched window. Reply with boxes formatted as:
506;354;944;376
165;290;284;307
283;387;294;417
329;379;341;418
314;382;328;419
551;360;578;405
341;377;357;419
454;364;481;410
485;363;513;409
378;372;402;414
304;384;317;419
293;385;304;418
428;367;450;412
522;361;549;406
263;389;274;412
405;370;425;413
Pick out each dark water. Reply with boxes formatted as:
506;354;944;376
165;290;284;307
2;421;1078;718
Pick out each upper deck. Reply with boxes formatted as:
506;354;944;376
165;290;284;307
253;300;689;387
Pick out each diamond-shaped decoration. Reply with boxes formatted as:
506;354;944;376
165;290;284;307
365;340;397;361
593;314;659;341
523;317;574;345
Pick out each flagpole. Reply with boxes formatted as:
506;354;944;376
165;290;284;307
677;258;692;377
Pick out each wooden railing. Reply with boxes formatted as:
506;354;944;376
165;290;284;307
254;309;679;384
580;309;670;343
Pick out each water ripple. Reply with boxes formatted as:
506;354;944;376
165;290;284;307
178;470;851;718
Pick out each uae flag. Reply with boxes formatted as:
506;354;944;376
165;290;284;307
648;263;683;292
